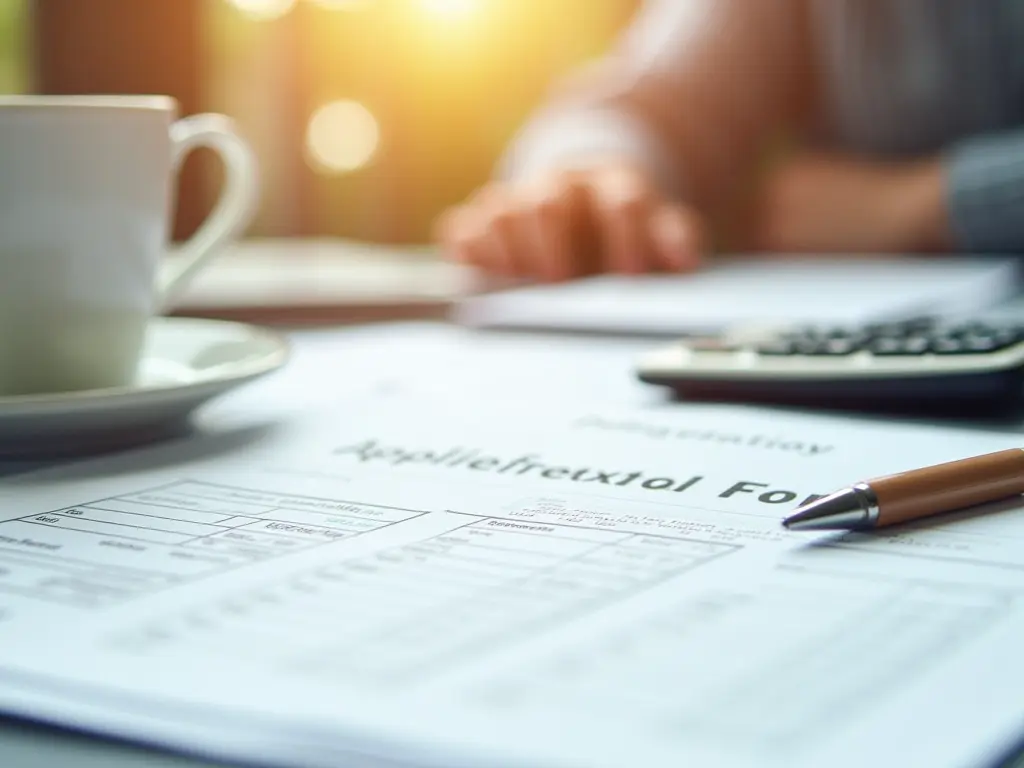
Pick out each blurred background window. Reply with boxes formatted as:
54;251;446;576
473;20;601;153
2;0;637;247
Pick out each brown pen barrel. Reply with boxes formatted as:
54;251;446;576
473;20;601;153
871;448;1024;526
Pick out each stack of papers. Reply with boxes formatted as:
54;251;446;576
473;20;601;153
456;255;1024;336
4;327;1024;768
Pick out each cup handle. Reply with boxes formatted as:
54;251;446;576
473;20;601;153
157;114;259;312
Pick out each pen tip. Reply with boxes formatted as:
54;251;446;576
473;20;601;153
781;488;873;531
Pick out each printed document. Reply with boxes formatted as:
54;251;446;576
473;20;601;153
3;398;1024;768
457;255;1024;336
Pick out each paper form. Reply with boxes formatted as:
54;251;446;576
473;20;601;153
3;398;1024;768
456;256;1024;336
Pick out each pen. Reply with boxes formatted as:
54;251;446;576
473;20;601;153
782;448;1024;531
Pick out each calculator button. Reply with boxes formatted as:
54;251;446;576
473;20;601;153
755;340;796;356
928;331;1019;354
988;329;1022;348
945;322;995;336
807;337;860;356
930;336;969;354
685;337;740;353
903;336;931;354
961;333;1019;353
961;335;1002;353
792;339;828;355
864;316;937;337
942;323;1021;343
868;336;930;356
869;337;913;356
783;329;867;353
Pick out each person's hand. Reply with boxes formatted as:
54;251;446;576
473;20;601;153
436;160;703;282
749;152;953;254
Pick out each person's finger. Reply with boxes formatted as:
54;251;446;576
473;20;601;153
649;204;703;272
434;206;462;255
587;166;657;274
519;175;576;282
562;172;601;277
484;200;529;277
442;204;497;271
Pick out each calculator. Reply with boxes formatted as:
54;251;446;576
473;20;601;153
634;316;1024;412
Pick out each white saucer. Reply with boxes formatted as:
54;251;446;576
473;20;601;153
0;317;289;459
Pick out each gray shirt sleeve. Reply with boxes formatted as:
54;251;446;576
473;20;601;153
947;128;1024;253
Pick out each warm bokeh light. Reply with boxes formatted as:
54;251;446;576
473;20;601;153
419;0;477;20
202;0;633;239
308;0;373;10
227;0;296;21
305;100;380;174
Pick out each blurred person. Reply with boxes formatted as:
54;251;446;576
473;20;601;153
437;0;1024;282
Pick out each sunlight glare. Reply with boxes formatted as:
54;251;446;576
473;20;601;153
227;0;296;21
420;0;477;20
308;0;373;10
306;100;380;174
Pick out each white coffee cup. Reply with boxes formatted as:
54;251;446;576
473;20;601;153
0;94;259;395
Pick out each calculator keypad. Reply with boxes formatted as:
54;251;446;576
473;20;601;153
748;317;1024;357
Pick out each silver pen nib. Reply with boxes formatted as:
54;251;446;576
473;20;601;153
783;483;880;531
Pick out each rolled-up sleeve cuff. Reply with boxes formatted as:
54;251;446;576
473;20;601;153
947;129;1024;253
497;107;685;199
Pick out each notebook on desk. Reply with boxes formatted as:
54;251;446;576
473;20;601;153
456;255;1024;336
